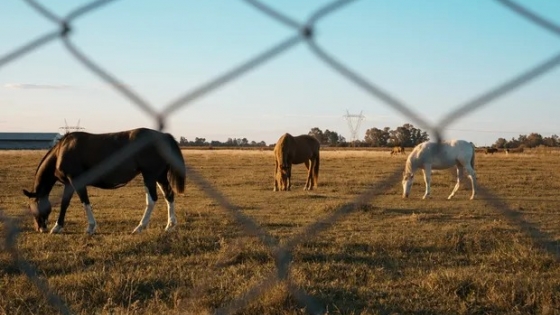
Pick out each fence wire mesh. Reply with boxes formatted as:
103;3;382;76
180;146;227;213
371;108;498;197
1;0;560;314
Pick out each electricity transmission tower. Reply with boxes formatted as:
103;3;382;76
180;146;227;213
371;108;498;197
59;119;85;134
343;110;365;146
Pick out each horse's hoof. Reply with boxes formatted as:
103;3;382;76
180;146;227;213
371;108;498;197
86;224;97;235
165;222;177;232
132;225;144;234
50;224;63;234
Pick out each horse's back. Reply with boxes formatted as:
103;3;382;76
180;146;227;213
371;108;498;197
58;128;161;160
294;135;320;151
292;135;320;163
55;128;175;177
274;133;319;164
410;140;474;169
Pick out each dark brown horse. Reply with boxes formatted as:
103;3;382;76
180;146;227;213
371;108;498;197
22;128;186;234
273;133;320;191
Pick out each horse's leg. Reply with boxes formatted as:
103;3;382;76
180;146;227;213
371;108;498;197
74;187;97;235
304;160;312;190
133;180;158;234
464;165;477;200
273;160;279;192
422;166;431;199
156;177;177;232
313;155;319;189
287;165;292;191
448;166;464;200
50;184;75;234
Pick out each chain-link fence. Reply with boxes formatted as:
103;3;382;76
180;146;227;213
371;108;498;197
1;0;560;314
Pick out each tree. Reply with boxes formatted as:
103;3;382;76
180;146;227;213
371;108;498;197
389;124;428;147
507;137;521;148
179;137;188;146
542;135;559;147
308;127;324;143
364;127;390;147
324;129;344;146
194;137;207;146
494;138;507;148
525;133;543;148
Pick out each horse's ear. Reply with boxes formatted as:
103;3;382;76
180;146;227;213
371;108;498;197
23;189;36;198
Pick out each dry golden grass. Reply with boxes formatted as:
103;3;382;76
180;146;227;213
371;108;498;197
1;149;560;314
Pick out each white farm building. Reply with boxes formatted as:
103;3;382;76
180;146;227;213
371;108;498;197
0;132;61;149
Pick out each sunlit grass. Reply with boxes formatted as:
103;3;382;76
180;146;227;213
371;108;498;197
1;149;559;314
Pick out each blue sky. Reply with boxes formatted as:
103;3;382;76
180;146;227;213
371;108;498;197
1;0;559;146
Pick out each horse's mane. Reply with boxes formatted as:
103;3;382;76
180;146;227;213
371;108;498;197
33;133;68;175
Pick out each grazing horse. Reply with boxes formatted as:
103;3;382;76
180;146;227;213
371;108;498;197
273;133;320;191
485;147;498;154
390;146;405;156
22;128;186;234
402;140;477;200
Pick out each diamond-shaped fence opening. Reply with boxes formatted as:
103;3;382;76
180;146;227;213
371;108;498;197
1;0;560;314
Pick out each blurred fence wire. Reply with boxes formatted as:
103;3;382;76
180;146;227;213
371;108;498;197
1;0;560;314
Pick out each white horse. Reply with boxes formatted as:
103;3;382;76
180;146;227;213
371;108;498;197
402;140;477;200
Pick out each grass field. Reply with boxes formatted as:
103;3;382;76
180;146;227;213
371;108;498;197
1;149;560;314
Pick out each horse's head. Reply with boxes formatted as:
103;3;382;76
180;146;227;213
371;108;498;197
22;189;52;233
402;173;414;198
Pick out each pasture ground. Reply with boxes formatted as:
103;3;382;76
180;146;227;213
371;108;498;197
1;149;560;314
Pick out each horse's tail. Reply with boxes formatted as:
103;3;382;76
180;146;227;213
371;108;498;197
314;149;320;185
165;134;186;194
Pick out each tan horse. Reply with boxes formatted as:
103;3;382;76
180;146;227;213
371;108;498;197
390;146;405;156
273;133;320;191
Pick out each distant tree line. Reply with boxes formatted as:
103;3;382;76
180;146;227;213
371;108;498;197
179;137;267;147
179;125;559;149
493;133;559;149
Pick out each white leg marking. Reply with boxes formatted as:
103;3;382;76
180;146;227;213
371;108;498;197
50;222;63;234
165;201;177;232
133;189;155;234
466;167;477;200
83;203;97;235
422;168;431;200
448;167;464;200
157;183;177;232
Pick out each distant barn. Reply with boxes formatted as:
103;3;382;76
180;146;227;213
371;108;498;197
0;132;61;149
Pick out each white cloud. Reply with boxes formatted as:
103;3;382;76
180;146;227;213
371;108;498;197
3;83;74;90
